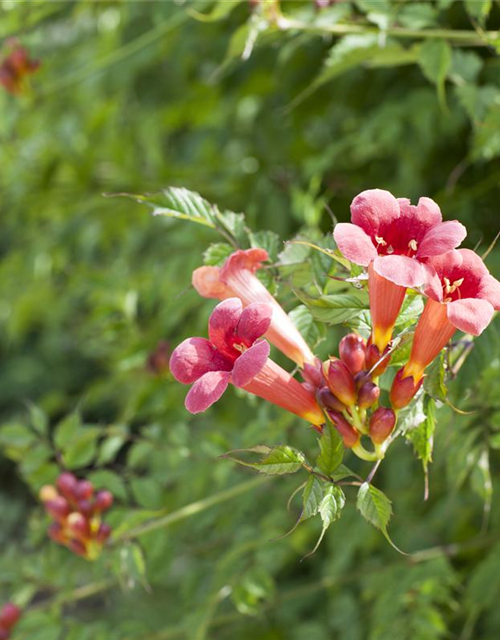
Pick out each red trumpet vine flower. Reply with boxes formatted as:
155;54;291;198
0;603;21;640
0;42;40;95
169;298;324;424
391;249;500;408
192;248;315;367
334;189;466;352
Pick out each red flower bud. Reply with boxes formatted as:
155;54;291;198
354;370;371;389
67;512;91;539
365;343;391;376
357;381;380;409
369;407;396;444
325;358;356;406
0;628;9;640
56;472;78;500
95;523;112;544
94;491;114;513
0;603;21;630
45;497;70;521
74;480;94;501
327;411;360;448
317;387;346;413
390;368;423;409
68;539;88;558
302;359;324;388
78;500;94;518
48;522;67;545
339;333;366;375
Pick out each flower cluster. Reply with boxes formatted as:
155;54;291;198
0;41;39;95
40;472;113;560
0;604;21;640
170;188;500;462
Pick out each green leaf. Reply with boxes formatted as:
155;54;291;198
408;396;435;472
27;403;49;437
449;49;483;85
54;412;81;449
97;434;127;465
250;230;280;262
203;242;234;266
0;424;38;458
88;470;128;501
357;483;404;553
397;394;426;435
465;0;492;24
223;445;306;475
418;40;452;110
423;353;447;401
470;446;492;510
130;477;164;509
62;427;100;469
126;187;218;228
288;305;322;348
316;422;343;476
294;290;368;325
304;485;345;557
301;475;324;521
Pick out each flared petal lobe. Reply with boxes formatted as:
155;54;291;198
417;220;467;258
236;303;272;346
232;340;270;387
192;266;234;300
333;223;377;266
350;189;401;236
169;337;231;384
446;298;494;336
185;371;231;413
373;255;425;288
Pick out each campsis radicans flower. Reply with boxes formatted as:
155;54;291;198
191;248;315;367
40;472;113;560
334;189;467;353
169;298;324;425
369;407;396;444
0;604;21;640
391;249;500;408
0;41;40;95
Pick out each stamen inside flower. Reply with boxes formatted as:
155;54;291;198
375;235;387;246
442;276;465;302
408;239;418;252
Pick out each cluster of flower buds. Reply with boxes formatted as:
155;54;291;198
39;472;113;560
0;41;40;95
305;333;396;460
0;603;21;640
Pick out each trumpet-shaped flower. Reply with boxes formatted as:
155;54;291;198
391;249;500;408
334;189;466;351
192;248;315;367
169;298;324;424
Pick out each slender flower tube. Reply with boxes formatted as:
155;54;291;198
169;298;324;424
391;249;500;408
334;189;467;352
192;248;315;367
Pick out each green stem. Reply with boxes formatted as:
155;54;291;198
278;16;498;46
352;442;382;462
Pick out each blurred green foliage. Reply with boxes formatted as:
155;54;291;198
1;0;500;639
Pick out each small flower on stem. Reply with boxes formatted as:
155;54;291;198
191;248;316;367
339;333;366;375
334;189;466;352
324;358;357;406
169;298;324;424
0;41;40;95
0;604;21;640
40;473;113;560
369;407;396;444
391;249;500;408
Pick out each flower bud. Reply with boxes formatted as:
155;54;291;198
327;411;360;448
0;628;9;640
77;499;94;518
325;358;356;406
302;359;324;389
390;368;423;409
45;497;70;521
94;490;114;513
56;472;78;500
48;522;67;545
68;539;88;557
74;480;94;501
67;512;91;539
365;343;391;376
39;484;58;503
0;604;21;630
339;333;366;375
95;523;112;544
317;387;346;413
357;381;380;409
369;407;396;444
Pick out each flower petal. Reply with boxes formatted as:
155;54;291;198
220;248;269;280
208;298;242;358
417;220;467;257
192;266;234;300
447;298;494;336
479;274;500;310
232;340;270;387
373;255;425;288
422;262;443;302
185;371;231;413
236;303;273;345
350;189;400;236
169;337;231;384
333;223;378;266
